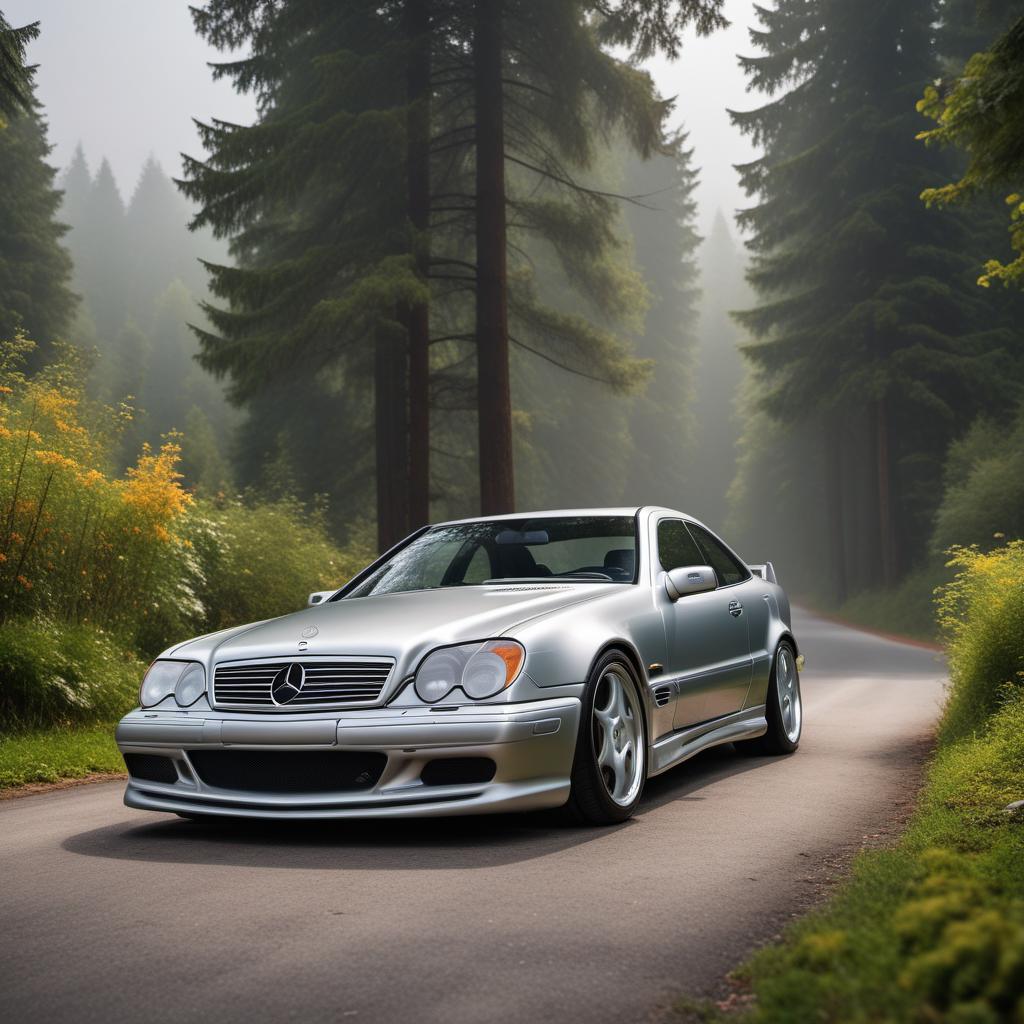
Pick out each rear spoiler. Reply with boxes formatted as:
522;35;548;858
748;562;777;584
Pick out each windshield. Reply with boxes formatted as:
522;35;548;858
343;515;638;598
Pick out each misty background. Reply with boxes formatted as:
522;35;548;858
7;0;757;229
1;0;1021;644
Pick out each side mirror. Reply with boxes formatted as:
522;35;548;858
664;565;716;601
307;591;334;607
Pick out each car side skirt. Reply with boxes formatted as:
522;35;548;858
648;705;768;776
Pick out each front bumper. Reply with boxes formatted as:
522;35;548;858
116;697;581;819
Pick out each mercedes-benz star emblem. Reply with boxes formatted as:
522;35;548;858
271;662;305;705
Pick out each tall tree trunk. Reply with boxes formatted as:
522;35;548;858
825;418;847;604
375;331;410;552
406;0;431;529
875;397;895;587
473;0;515;514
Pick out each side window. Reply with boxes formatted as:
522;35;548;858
686;523;750;587
657;519;704;571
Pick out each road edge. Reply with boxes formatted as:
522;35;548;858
0;772;126;801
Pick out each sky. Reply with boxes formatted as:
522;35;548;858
7;0;761;232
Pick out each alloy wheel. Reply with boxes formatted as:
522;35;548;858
591;667;645;806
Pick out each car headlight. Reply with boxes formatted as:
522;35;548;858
140;660;206;708
414;640;525;702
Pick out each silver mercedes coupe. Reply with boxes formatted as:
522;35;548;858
116;507;802;824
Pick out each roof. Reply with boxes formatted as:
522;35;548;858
434;506;694;527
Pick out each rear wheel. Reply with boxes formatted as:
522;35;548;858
739;640;801;755
563;652;647;824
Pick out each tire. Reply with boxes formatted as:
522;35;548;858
739;640;802;755
562;651;647;825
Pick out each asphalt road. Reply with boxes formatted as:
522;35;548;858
0;609;945;1023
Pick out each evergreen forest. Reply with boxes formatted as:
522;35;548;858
1;0;1022;643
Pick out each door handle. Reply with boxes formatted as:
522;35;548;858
728;600;743;617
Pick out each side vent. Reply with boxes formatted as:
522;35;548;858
653;685;672;708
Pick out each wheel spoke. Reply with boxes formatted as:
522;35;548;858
776;648;801;743
590;666;645;808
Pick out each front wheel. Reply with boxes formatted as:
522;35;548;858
563;652;647;824
739;640;802;755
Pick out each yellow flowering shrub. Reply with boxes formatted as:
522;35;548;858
937;540;1024;742
1;336;371;672
0;338;196;639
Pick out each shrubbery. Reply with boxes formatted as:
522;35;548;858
0;619;144;729
932;407;1024;556
188;498;372;636
740;543;1024;1023
0;336;371;729
937;540;1024;741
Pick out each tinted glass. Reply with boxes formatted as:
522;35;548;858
344;515;638;597
686;523;750;587
657;519;704;571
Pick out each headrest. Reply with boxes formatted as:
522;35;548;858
603;549;635;574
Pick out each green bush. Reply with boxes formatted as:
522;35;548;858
0;335;376;751
837;562;949;643
736;544;1024;1024
741;691;1024;1024
932;409;1024;555
0;619;144;730
0;337;199;637
188;498;373;635
937;540;1024;742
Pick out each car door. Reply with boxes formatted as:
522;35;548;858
654;518;751;729
685;522;757;719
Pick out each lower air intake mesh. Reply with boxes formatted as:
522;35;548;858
187;749;387;793
124;753;179;784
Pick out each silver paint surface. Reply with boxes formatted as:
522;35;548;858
116;505;798;818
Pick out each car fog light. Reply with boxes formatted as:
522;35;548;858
174;663;206;706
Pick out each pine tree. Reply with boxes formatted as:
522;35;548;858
0;96;75;362
124;158;203;315
182;0;421;549
58;144;92;279
620;133;702;508
731;0;1020;591
429;0;685;514
0;12;37;125
687;210;749;525
77;158;127;343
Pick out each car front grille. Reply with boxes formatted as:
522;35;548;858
187;749;387;793
212;658;393;711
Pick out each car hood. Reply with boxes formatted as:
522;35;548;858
171;583;625;678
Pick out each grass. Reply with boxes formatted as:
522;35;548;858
672;541;1024;1023
0;722;124;789
822;564;950;645
731;693;1024;1023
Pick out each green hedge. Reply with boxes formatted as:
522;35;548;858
732;540;1024;1024
0;619;144;730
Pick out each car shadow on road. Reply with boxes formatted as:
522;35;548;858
61;744;780;871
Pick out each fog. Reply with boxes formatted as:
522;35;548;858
3;0;1018;622
4;0;254;196
6;0;759;230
